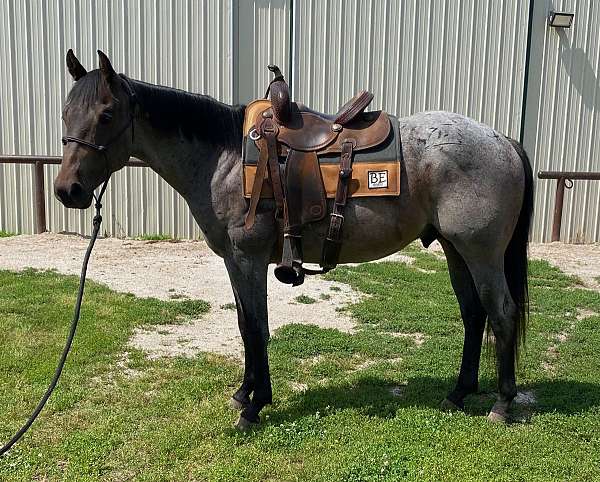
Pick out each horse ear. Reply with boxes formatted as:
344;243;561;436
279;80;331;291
97;50;116;81
66;49;87;81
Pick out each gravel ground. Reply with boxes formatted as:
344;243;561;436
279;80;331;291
528;242;600;290
0;233;363;358
0;233;598;358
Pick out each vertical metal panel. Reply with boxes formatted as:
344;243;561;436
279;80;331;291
0;0;232;238
524;0;600;242
235;0;291;103
292;0;529;140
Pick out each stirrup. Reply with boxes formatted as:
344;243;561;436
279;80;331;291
274;262;305;286
274;233;305;286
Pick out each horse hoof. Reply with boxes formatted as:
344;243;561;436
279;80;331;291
228;397;246;411
440;398;463;412
235;415;259;432
487;410;507;423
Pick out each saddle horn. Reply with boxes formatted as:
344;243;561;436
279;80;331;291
266;65;291;124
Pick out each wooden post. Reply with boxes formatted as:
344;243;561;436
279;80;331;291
551;177;565;242
33;161;46;234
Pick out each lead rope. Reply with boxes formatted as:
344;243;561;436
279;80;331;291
0;178;110;457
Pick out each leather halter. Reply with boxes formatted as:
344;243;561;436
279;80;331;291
61;74;137;152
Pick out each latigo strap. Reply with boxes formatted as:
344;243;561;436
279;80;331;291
321;139;355;270
244;115;285;230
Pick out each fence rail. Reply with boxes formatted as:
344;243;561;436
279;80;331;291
0;155;148;234
1;158;598;242
537;171;600;242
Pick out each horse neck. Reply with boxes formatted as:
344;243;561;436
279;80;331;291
127;78;244;199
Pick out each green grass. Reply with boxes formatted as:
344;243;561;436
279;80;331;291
1;249;599;481
294;295;317;304
136;234;176;241
0;230;15;237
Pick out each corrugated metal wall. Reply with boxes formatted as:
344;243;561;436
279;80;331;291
524;0;600;242
1;0;599;241
236;0;291;102
292;0;528;143
0;0;232;237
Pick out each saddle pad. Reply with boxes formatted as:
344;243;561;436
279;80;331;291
242;99;402;198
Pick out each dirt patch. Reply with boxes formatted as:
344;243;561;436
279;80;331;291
1;234;598;360
514;390;537;406
529;243;600;290
289;381;308;393
0;233;362;359
543;307;598;374
576;308;597;320
426;240;600;291
91;352;141;386
385;332;427;347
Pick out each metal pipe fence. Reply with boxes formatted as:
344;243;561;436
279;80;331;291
1;157;598;242
537;171;600;242
0;155;148;234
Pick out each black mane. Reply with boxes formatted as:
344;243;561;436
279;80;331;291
128;76;245;151
67;70;245;151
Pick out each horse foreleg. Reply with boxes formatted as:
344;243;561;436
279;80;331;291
228;289;255;410
439;239;487;411
224;253;272;429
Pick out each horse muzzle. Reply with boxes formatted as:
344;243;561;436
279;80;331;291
54;179;93;209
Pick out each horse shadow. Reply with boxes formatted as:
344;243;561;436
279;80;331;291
265;375;600;425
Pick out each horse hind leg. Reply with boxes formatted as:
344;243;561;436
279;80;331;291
438;239;487;411
456;250;520;422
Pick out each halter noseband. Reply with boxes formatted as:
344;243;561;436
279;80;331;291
61;74;137;152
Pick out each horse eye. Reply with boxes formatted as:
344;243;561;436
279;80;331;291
99;111;113;124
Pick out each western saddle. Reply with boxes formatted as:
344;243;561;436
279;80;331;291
245;65;392;286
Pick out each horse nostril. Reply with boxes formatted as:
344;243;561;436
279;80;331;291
69;182;83;199
55;185;70;204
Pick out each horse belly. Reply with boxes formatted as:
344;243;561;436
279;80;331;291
299;197;426;264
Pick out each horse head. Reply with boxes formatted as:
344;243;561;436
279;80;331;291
55;50;135;208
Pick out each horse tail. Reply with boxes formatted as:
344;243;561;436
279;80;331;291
505;137;534;360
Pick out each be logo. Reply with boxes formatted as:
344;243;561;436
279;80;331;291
368;170;388;189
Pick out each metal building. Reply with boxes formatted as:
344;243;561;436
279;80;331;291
0;0;598;242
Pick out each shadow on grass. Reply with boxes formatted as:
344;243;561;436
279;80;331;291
266;376;600;425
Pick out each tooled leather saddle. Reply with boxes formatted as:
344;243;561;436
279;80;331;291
243;65;400;286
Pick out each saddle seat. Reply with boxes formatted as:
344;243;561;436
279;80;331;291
281;90;375;126
259;102;390;154
244;65;399;286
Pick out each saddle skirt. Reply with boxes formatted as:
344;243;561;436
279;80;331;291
242;99;402;202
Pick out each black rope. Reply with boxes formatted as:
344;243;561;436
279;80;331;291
0;178;109;457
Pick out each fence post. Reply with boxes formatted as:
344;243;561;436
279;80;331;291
551;177;566;242
33;161;46;234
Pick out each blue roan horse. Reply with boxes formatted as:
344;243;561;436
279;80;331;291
55;50;533;429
